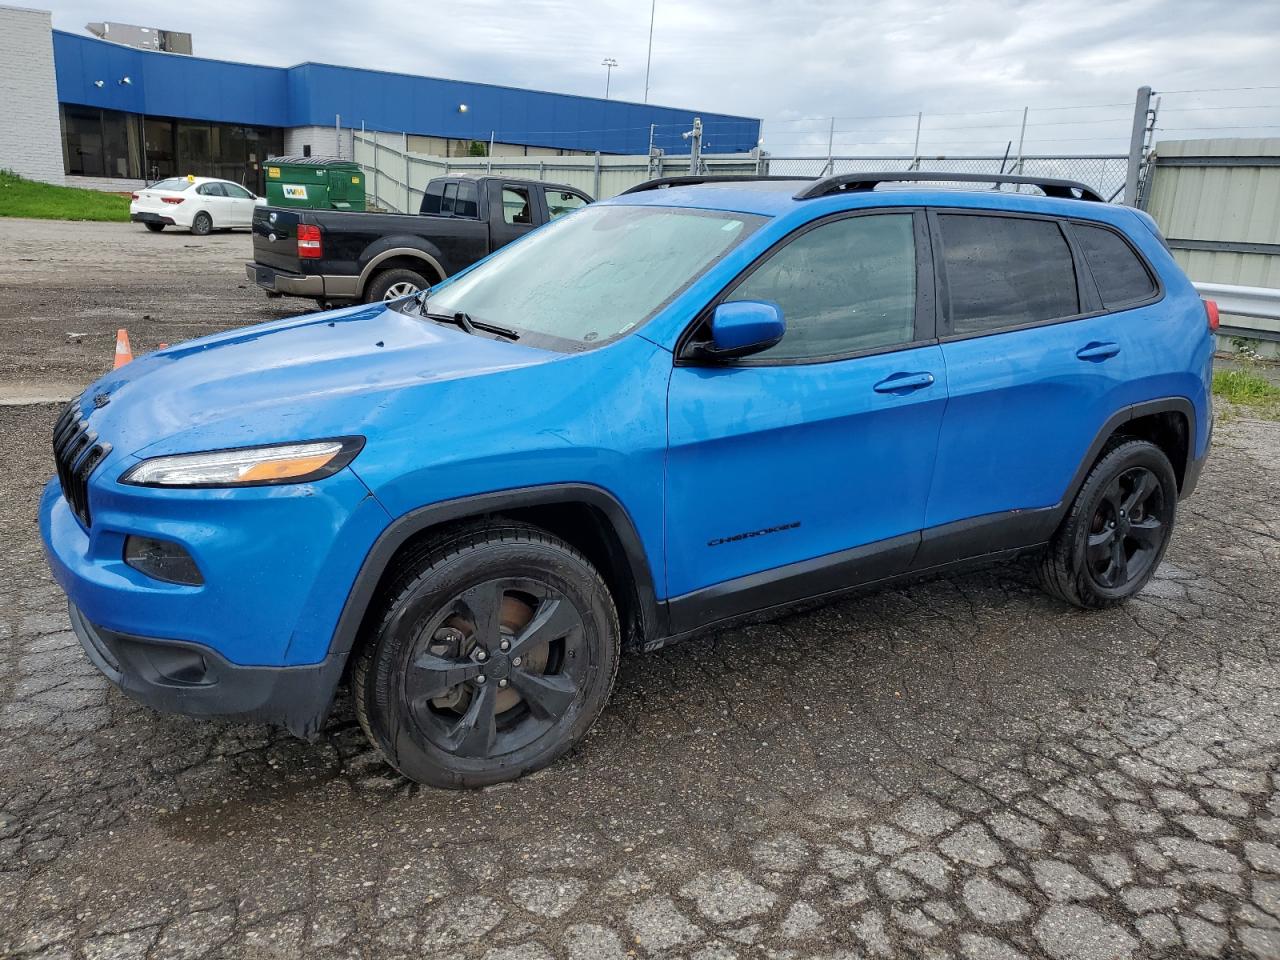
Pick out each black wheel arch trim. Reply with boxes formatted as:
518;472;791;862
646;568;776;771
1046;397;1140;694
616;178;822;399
1060;396;1198;510
327;483;661;663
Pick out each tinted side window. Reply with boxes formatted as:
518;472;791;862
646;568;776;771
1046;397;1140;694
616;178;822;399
503;187;533;224
455;180;479;218
726;214;917;361
421;181;444;215
939;215;1079;335
1074;223;1156;308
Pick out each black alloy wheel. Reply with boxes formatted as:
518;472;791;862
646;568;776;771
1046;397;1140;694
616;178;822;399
1085;466;1168;590
353;522;620;788
404;578;589;761
1038;438;1178;609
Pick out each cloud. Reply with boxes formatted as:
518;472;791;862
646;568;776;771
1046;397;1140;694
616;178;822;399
47;0;1280;154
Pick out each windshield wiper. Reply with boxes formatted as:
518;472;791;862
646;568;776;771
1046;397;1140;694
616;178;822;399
422;308;521;342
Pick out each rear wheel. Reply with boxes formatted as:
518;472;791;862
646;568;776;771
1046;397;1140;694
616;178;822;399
191;212;213;236
353;522;620;788
364;268;428;304
1038;439;1177;609
144;222;165;233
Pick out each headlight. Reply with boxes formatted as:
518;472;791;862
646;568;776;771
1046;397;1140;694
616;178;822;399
120;437;364;487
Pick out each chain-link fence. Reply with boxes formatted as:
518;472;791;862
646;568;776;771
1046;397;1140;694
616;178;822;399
757;155;1130;201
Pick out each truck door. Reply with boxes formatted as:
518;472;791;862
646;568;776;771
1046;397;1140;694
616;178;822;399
489;182;539;251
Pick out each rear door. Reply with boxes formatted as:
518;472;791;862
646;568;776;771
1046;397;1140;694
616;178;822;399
195;182;233;227
922;210;1159;550
489;182;539;250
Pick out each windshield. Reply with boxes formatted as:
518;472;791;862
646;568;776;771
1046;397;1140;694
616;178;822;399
423;204;763;349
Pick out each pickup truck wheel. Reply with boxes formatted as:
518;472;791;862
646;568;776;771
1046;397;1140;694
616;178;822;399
365;268;428;304
1037;439;1177;609
352;521;620;788
190;212;213;236
144;222;165;233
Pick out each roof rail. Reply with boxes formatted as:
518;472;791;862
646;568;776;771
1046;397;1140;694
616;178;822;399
619;175;806;195
792;171;1104;203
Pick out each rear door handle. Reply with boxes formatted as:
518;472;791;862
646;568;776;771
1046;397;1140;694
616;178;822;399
873;371;935;394
1076;341;1120;361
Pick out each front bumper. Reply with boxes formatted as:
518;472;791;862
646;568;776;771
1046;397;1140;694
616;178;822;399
69;602;342;738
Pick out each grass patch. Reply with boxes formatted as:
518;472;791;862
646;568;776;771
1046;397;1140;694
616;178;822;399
1213;367;1280;419
0;169;130;221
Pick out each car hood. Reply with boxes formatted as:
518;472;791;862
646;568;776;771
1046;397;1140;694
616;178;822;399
79;302;561;461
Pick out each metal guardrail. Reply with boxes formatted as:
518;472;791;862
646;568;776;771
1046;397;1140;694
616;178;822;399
1194;281;1280;342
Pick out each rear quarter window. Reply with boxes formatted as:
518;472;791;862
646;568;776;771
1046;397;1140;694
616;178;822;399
1073;222;1157;308
938;214;1079;335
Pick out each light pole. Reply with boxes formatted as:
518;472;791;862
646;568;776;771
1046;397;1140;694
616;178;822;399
644;0;656;103
602;58;618;99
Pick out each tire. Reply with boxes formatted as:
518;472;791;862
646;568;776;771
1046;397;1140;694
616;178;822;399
1038;438;1178;609
144;222;165;233
364;267;428;304
191;212;213;236
353;521;621;788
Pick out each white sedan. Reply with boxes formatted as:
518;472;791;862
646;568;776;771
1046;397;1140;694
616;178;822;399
130;176;266;236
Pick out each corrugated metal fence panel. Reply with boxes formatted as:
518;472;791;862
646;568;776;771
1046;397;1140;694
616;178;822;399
1145;138;1280;335
354;133;761;210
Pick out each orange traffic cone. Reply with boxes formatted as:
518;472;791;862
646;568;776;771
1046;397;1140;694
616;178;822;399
113;328;133;369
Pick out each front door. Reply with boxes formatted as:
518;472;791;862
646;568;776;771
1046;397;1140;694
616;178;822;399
222;182;258;227
665;210;947;629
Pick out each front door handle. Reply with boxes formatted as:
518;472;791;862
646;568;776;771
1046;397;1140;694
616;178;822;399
1076;341;1121;362
873;371;935;394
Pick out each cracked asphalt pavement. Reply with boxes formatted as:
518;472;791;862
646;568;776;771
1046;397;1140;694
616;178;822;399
3;222;1280;959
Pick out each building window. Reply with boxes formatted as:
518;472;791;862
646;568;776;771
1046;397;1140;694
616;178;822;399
61;106;144;179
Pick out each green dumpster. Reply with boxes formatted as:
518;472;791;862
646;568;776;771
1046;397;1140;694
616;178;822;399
264;156;366;210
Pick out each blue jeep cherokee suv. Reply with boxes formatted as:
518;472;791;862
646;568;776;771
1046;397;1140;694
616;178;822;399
41;172;1215;788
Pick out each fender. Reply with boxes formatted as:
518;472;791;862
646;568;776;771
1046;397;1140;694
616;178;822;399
357;240;448;293
326;482;660;660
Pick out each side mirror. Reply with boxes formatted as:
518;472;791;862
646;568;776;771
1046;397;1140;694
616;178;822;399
694;300;785;361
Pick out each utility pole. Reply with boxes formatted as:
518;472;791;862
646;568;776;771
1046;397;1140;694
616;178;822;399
644;0;656;103
1015;106;1028;174
684;117;702;174
335;113;341;159
826;117;835;175
911;112;923;169
1124;86;1153;207
602;58;617;99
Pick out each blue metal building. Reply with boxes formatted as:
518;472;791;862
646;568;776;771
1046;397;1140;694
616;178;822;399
50;29;760;188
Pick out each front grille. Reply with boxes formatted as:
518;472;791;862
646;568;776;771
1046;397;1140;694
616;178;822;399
53;399;110;528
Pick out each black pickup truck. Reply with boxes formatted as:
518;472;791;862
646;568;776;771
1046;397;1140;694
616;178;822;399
245;175;592;305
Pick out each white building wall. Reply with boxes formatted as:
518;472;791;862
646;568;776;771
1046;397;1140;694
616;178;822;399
0;5;65;185
283;125;354;161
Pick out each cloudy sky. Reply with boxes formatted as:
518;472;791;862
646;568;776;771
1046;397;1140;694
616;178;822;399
47;0;1280;155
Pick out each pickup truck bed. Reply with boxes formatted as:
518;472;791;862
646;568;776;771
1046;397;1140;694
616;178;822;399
246;175;590;305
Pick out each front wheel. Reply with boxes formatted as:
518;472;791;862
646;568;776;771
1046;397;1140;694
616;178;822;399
1038;438;1178;609
353;522;620;788
190;212;213;236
